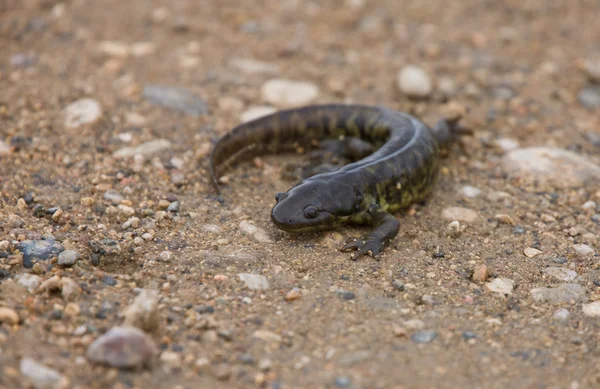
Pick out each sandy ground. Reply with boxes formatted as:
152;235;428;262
2;0;600;388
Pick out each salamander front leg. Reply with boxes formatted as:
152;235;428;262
340;210;400;260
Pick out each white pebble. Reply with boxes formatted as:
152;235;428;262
261;79;319;107
240;106;277;123
397;65;433;97
65;98;102;129
583;301;600;317
574;244;595;256
485;278;514;295
458;186;482;198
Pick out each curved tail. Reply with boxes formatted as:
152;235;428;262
208;104;385;194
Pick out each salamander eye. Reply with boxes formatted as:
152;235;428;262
303;205;319;219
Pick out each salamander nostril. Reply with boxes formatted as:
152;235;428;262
288;219;292;223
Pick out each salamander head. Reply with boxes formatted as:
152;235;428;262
270;180;361;232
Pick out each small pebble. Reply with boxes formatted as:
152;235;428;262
553;308;570;322
441;207;478;223
20;358;66;389
459;186;481;198
238;273;269;290
397;65;433;98
102;276;117;286
123;289;160;331
334;376;351;388
446;220;461;237
113;139;172;159
261;79;319;107
142;85;208;117
542;267;577;282
524;247;542;258
495;214;515;225
17;274;42;293
391;279;405;291
530;284;587;303
578;85;600;110
284;288;302;301
411;330;437;344
61;278;82;302
64;98;102;129
582;301;600;317
240;106;277;123
17;240;65;268
58;250;80;267
0;307;19;325
485;278;514;295
574;244;594;256
472;264;489;282
87;326;158;368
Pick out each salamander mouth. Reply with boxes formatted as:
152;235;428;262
270;206;336;232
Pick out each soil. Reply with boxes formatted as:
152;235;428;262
2;1;600;388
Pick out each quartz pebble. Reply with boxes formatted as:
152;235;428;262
485;278;514;295
238;273;270;290
573;244;594;256
261;79;319;107
397;65;433;97
524;247;542;258
65;98;102;129
441;207;478;223
240;106;277;123
123;289;160;331
459;186;481;198
582;301;600;317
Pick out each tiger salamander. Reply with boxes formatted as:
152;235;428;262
209;104;465;259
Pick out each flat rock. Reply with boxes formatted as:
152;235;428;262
542;267;577;282
501;147;600;189
261;79;319;107
113;139;171;158
238;273;269;290
142;85;208;117
441;207;478;223
485;278;514;295
411;330;437;344
530;284;587;303
65;98;102;129
17;240;64;268
20;357;66;389
87;326;158;369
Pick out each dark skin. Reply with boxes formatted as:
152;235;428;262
210;104;468;259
